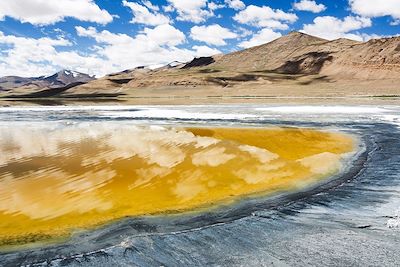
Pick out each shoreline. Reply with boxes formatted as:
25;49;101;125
1;95;400;106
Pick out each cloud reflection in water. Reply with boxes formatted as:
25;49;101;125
0;123;355;246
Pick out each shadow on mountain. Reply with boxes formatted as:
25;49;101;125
108;78;133;85
3;82;125;99
206;72;309;87
298;75;333;85
4;82;86;98
206;74;259;87
198;69;221;74
183;57;215;69
274;52;333;75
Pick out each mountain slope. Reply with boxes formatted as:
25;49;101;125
212;32;400;79
322;36;400;79
213;32;329;72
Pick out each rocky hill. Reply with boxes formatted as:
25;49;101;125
213;31;400;78
214;32;329;72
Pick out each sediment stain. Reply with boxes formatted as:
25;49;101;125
0;125;355;247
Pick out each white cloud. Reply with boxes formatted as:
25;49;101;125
0;23;200;77
190;24;238;46
122;0;170;26
192;45;221;57
77;24;186;48
141;24;186;46
163;5;175;13
0;0;113;25
208;2;225;11
237;27;253;37
233;5;298;30
293;0;326;13
0;31;106;77
238;28;282;48
349;0;400;20
166;0;213;23
225;0;245;10
360;33;385;41
142;0;160;11
76;24;192;74
301;16;372;41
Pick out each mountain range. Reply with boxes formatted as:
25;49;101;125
0;70;94;93
1;32;399;99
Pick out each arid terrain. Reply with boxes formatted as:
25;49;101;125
1;32;400;102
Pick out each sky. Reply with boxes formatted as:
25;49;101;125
0;0;399;77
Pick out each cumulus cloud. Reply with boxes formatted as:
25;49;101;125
301;16;372;41
141;0;161;11
293;0;326;13
238;28;282;48
141;24;186;46
233;5;298;30
225;0;245;10
192;45;222;57
75;24;193;74
123;0;170;26
0;31;105;77
0;23;199;77
349;0;400;20
78;23;184;48
0;0;113;25
166;0;213;23
190;24;238;46
1;20;228;77
208;2;225;11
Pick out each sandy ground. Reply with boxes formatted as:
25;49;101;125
2;76;400;106
120;79;400;98
1;96;400;107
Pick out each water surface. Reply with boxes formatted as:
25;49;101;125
0;123;354;247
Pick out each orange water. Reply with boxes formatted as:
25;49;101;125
0;125;354;247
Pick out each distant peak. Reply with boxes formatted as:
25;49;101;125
55;69;94;78
60;69;80;77
167;61;184;67
287;31;304;36
286;31;327;41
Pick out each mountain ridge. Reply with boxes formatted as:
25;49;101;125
1;32;400;99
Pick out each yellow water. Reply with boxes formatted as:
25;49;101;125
0;124;355;247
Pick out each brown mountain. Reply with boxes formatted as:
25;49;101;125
1;32;400;99
213;31;400;79
214;31;329;72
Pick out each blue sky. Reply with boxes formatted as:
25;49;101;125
0;0;399;77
